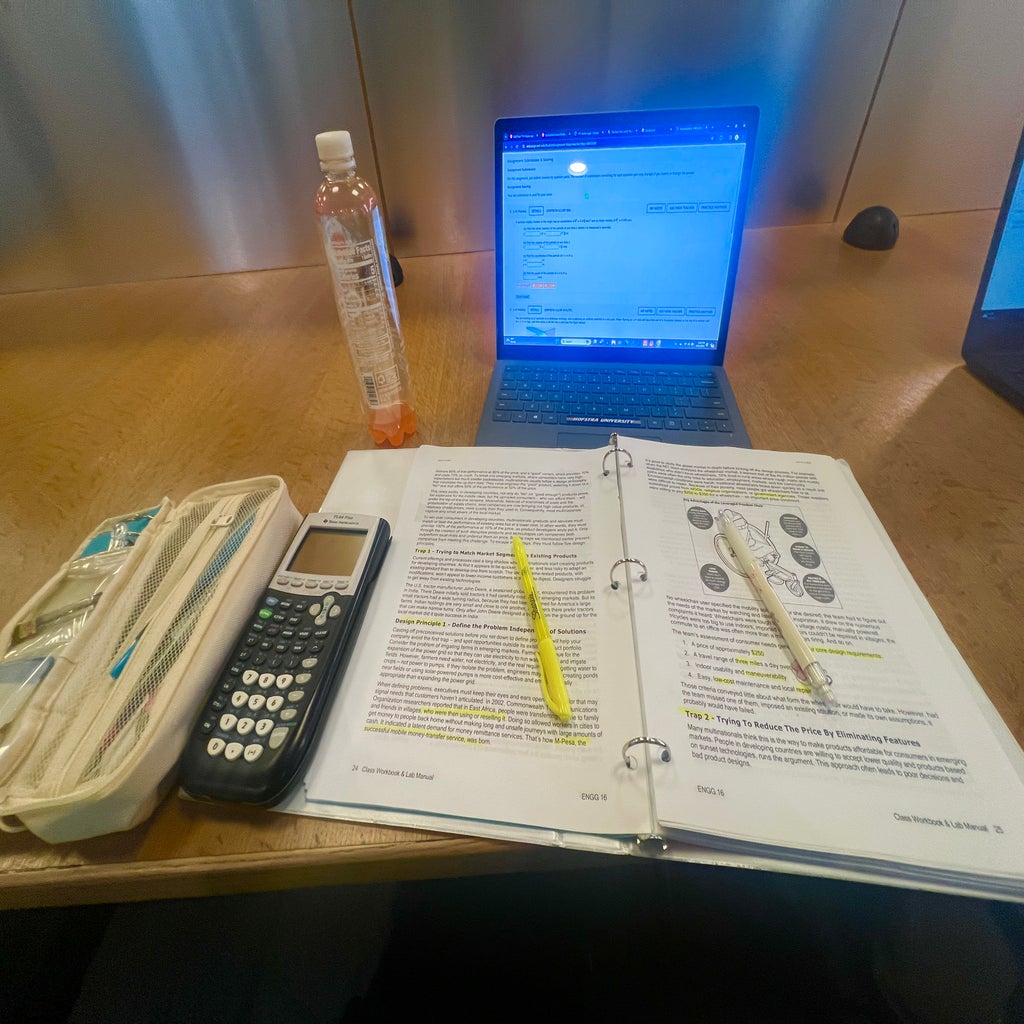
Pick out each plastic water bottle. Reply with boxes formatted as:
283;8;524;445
314;130;416;446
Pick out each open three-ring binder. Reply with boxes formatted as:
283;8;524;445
284;435;1024;900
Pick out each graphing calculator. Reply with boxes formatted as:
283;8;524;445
179;512;390;806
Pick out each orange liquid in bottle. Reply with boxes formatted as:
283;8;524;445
369;402;417;447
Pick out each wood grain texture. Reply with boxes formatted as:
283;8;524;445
0;213;1020;906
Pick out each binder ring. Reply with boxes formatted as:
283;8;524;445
609;557;648;589
602;434;634;477
622;736;672;769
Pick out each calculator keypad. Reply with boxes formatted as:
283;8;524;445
198;596;334;765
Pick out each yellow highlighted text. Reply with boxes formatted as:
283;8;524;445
420;706;506;721
364;724;485;745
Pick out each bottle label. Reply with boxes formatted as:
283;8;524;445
361;365;400;406
324;230;402;409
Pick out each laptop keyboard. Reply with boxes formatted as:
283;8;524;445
493;365;735;435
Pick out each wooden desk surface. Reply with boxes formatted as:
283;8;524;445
1;211;1021;908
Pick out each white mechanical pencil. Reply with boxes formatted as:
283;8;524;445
718;515;836;705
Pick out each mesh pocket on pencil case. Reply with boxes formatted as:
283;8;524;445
5;492;271;801
76;489;274;786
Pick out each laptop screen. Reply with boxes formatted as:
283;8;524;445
962;120;1024;409
495;107;758;364
979;130;1024;315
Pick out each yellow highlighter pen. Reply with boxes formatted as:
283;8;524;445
512;536;572;723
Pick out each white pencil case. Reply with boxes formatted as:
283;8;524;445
0;477;300;843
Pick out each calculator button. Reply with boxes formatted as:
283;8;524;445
248;693;266;711
305;581;319;590
236;717;255;736
269;727;289;750
243;744;264;762
219;713;238;731
329;605;341;618
266;695;285;712
275;674;293;690
301;657;318;669
319;580;332;590
255;718;274;736
258;608;273;620
224;742;244;761
335;581;349;591
264;596;279;607
231;691;248;708
242;669;259;685
275;576;288;587
288;689;305;702
201;719;215;733
258;673;276;689
211;697;226;712
280;708;298;721
295;673;312;685
309;642;324;653
206;738;226;756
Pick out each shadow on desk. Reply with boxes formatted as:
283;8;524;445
2;862;1022;1023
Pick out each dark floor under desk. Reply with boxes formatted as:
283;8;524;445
345;862;1024;1024
3;861;1024;1023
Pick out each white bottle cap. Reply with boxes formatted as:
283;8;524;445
316;130;355;171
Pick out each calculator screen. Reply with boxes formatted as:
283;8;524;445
287;528;367;576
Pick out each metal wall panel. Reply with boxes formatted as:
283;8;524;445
839;0;1024;220
11;1;1013;291
0;1;374;293
353;0;901;257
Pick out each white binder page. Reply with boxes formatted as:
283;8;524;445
306;445;650;837
617;437;1024;884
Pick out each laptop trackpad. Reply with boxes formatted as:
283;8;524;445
557;432;620;449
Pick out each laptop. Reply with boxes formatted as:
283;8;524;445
962;119;1024;411
476;106;759;449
